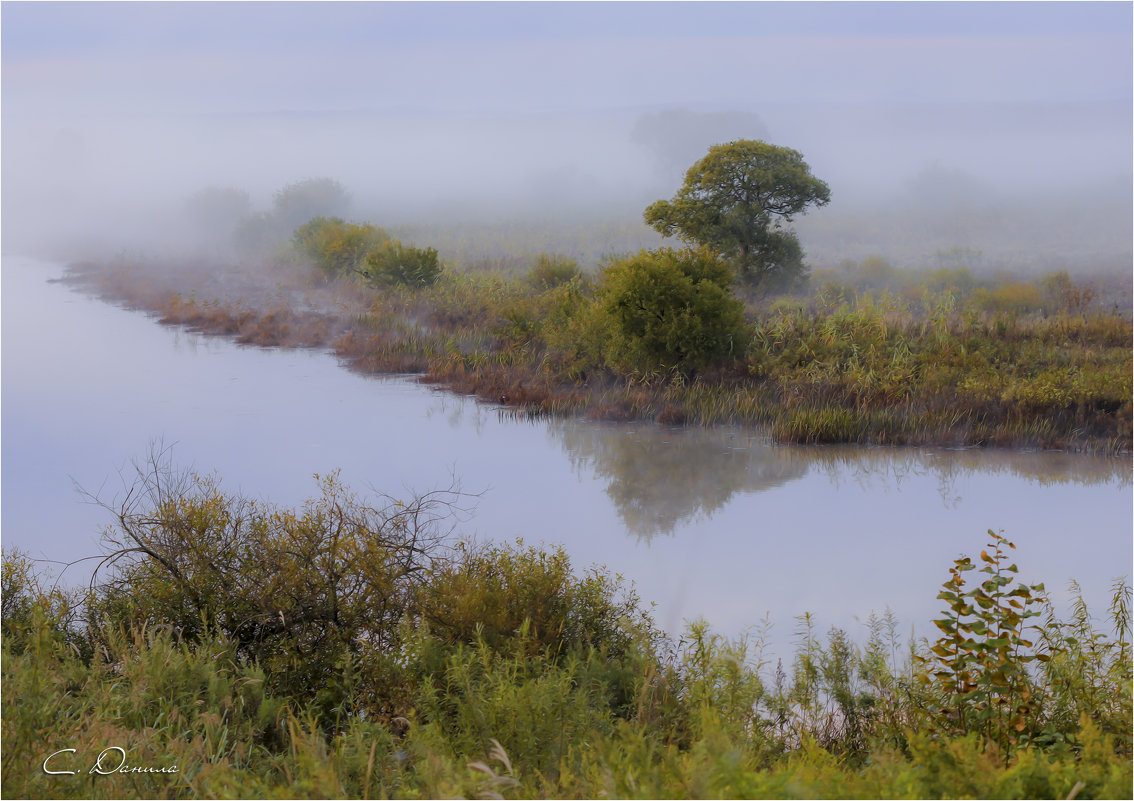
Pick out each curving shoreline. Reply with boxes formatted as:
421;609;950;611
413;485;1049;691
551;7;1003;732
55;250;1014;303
61;255;1133;455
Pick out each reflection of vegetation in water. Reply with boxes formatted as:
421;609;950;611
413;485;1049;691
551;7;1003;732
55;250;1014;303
793;445;1133;508
552;419;1132;537
552;422;806;540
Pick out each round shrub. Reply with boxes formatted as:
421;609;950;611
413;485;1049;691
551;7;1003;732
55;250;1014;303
362;242;443;288
595;248;749;376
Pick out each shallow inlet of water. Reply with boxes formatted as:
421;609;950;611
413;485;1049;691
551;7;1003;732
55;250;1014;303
3;255;1131;658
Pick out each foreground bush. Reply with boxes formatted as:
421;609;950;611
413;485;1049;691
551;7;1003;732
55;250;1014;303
82;454;464;722
1;462;1130;798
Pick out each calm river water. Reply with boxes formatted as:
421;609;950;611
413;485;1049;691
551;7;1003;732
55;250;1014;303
3;255;1131;657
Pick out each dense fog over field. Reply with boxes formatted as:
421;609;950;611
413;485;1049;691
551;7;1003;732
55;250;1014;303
2;2;1131;273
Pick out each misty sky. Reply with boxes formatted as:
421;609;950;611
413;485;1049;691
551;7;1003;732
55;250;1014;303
4;2;1129;115
2;2;1131;258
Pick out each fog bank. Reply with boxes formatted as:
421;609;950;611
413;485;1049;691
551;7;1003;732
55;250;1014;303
3;3;1130;274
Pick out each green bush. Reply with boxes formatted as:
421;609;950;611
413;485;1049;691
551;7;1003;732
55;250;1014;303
407;634;626;783
417;540;654;662
83;457;456;718
1;549;85;658
594;248;749;376
361;242;443;288
1043;270;1096;314
291;216;390;280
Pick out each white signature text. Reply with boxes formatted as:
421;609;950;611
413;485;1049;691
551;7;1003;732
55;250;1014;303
43;747;179;776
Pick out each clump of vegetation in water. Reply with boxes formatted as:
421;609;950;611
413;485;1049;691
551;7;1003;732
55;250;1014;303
2;457;1130;798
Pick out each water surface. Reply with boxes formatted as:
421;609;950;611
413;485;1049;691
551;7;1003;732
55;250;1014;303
3;256;1130;657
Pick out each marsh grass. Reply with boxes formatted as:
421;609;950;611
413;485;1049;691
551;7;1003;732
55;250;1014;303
65;255;1132;452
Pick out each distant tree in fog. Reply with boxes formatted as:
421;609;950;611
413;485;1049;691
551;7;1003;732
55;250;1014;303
644;140;830;290
229;178;354;256
232;212;279;256
272;178;352;231
903;164;993;208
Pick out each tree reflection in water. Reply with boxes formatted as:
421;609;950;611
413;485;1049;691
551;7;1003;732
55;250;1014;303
552;423;805;540
548;417;1131;541
798;446;1132;511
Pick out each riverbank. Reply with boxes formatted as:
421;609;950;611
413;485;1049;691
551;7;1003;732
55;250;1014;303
63;255;1132;453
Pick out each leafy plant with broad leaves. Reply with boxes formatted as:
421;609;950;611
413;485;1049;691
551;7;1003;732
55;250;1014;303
919;530;1049;759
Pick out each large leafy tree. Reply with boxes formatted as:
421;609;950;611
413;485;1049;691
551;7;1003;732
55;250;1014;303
644;140;830;289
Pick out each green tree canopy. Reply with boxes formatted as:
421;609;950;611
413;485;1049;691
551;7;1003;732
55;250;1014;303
644;140;830;289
